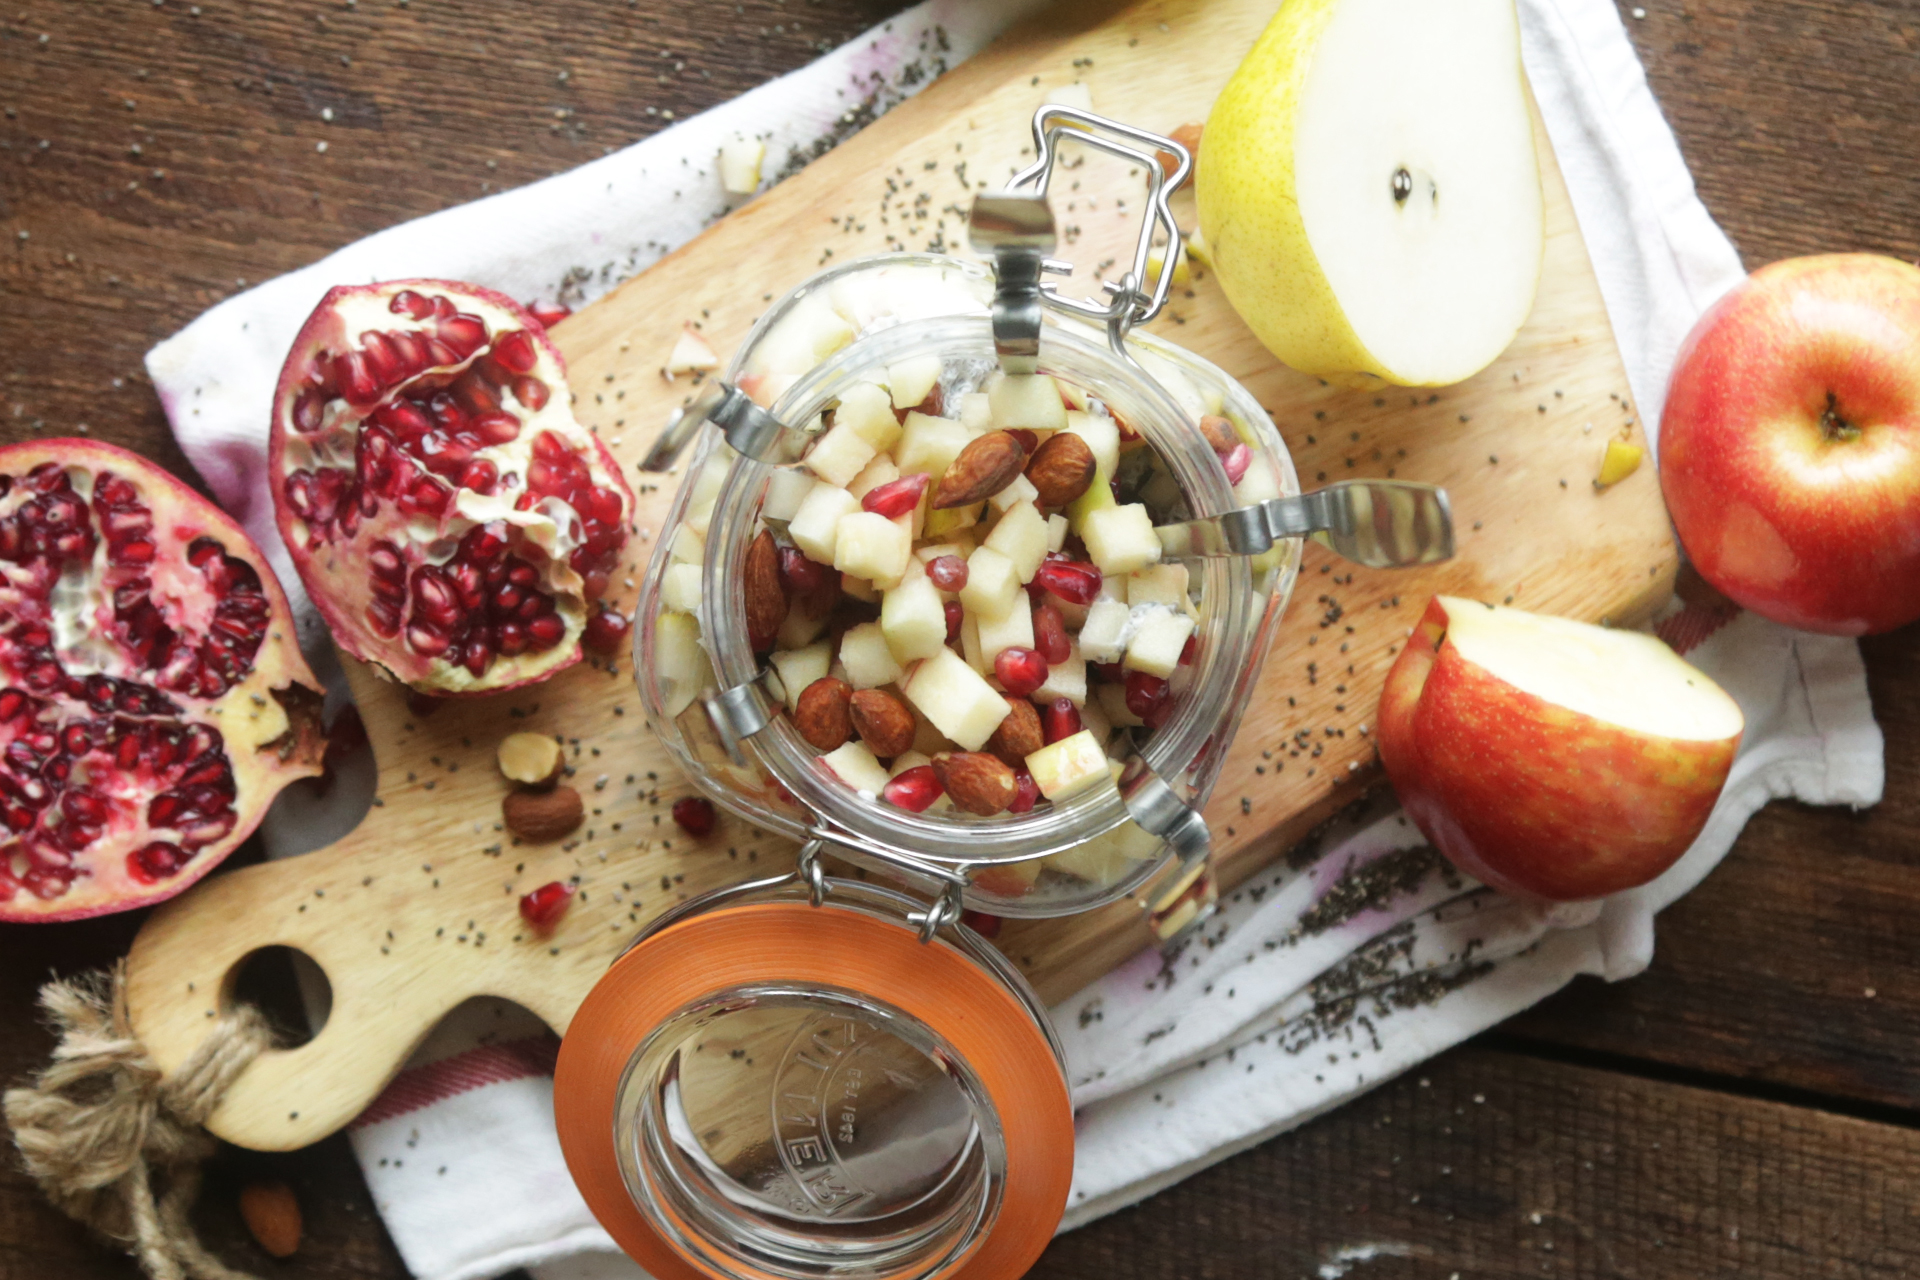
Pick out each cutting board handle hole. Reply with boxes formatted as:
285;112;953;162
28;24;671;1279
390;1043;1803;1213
222;945;332;1049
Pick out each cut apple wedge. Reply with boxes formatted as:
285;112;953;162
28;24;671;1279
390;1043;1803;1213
1378;597;1743;901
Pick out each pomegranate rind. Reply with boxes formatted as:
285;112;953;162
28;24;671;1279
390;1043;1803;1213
268;279;634;696
0;438;326;922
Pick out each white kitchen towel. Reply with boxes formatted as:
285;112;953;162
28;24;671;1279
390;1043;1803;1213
141;0;1884;1277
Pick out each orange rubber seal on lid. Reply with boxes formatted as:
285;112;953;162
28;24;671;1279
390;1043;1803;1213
554;900;1073;1280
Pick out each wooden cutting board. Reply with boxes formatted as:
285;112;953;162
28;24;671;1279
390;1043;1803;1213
125;0;1674;1152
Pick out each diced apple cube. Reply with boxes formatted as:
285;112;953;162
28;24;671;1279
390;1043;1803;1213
958;392;992;433
1082;503;1162;575
960;546;1021;621
654;611;712;719
1045;818;1162;884
846;453;900;500
1095;680;1143;728
888;356;943;411
1079;692;1112;747
683;450;731;537
718;135;764;195
1064;409;1120;476
770;642;832;711
661;562;703;615
788;482;861;564
1067;457;1116;532
803;419;879;488
989;373;1068;432
1233;457;1283;507
1077;599;1133;663
960;612;987;674
835;381;903;454
822;740;891;794
881;574;947;663
1124;608;1193;677
1034;642;1086;706
667;523;705;566
988;472;1039;513
975;598;1034;661
904;648;1012;751
983;499;1048;582
1127;563;1190;611
916;537;977;564
1047;513;1068;553
839;621;904;690
1025;729;1111;801
895;412;973;487
833;511;912;585
841;573;879;603
922;501;981;540
777;608;826;650
761;467;815;524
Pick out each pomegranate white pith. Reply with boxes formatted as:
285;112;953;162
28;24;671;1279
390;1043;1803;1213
0;439;325;922
269;280;633;694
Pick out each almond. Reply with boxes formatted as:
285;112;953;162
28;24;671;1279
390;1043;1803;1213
933;751;1017;816
744;528;787;653
983;696;1043;768
497;732;563;787
933;431;1027;509
1159;122;1204;180
503;785;584;842
1197;413;1237;453
793;676;854;752
240;1181;302;1259
849;688;916;758
1024;432;1096;508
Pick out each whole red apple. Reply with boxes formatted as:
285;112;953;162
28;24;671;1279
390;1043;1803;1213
1377;597;1743;901
1660;253;1920;636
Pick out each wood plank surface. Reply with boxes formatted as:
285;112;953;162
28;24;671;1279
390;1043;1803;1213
1;0;1917;1277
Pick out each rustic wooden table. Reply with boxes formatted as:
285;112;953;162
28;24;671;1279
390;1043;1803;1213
1;1;1915;1277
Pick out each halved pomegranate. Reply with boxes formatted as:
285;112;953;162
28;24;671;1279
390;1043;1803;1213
268;280;633;694
0;440;325;922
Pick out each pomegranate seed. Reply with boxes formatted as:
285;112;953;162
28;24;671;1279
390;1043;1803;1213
1032;560;1101;605
861;473;930;519
438;313;488;358
1006;429;1039;454
390;289;434;320
1125;670;1171;727
1032;602;1071;663
778;545;828;597
526;613;567;648
512;376;549;410
582;606;630;655
473;412;521;445
671;795;716;837
127;842;189;884
928;555;968;592
334;351;382;407
1008;768;1041;814
1222;442;1252;486
1041;697;1083;744
995;648;1049;697
491;329;537;375
960;909;1003;939
518;880;575;930
882;765;943;812
527;300;572;329
944;600;964;645
1090;661;1125;684
1180;635;1198;666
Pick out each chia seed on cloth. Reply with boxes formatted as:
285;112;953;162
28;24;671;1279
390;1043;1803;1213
145;0;1882;1276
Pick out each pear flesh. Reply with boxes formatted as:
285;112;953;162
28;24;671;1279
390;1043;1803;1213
1199;0;1544;387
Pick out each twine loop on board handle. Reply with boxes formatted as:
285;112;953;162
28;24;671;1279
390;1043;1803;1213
3;962;272;1280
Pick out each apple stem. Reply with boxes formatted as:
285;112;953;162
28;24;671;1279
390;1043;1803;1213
1820;391;1862;443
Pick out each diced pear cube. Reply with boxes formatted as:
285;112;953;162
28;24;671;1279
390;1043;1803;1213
881;574;947;663
1034;642;1086;706
1079;692;1112;747
1233;458;1283;507
788;482;861;564
1082;503;1162;575
958;391;992;433
989;373;1068;432
904;648;1011;751
661;562;704;615
846;453;900;500
1025;729;1111;801
895;412;973;487
835;381;903;454
777;608;827;650
803;419;878;487
922;501;981;540
959;612;987;674
1124;608;1193;677
975;597;1034;661
769;642;832;711
1046;513;1068;553
761;467;816;524
685;498;718;538
916;537;977;564
1064;409;1120;476
983;499;1048;582
1059;380;1091;411
833;511;912;586
1127;563;1190;611
959;546;1021;621
667;523;705;566
1067;457;1116;532
889;750;933;776
841;573;879;603
654;611;712;719
838;621;904;690
1077;599;1133;664
683;450;731;536
822;740;891;794
718;135;764;194
888;356;943;411
988;472;1039;513
1045;818;1162;884
1095;680;1144;728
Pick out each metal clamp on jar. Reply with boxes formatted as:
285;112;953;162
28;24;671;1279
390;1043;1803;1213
559;108;1456;1280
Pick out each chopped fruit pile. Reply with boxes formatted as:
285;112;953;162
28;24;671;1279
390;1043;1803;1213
654;357;1275;899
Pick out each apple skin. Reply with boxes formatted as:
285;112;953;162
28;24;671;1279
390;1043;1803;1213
1659;253;1920;636
1377;598;1739;901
